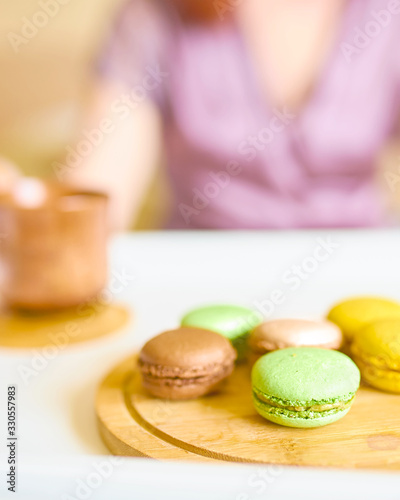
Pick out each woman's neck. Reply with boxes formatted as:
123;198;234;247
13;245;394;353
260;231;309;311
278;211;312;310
172;0;222;24
235;0;348;110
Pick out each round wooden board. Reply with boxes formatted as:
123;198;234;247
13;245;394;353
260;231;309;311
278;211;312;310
0;303;130;349
96;355;400;469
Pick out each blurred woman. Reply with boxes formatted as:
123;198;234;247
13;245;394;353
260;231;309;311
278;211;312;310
65;0;400;229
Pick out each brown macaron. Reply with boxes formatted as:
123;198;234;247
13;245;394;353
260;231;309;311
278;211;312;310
249;319;343;357
139;327;237;400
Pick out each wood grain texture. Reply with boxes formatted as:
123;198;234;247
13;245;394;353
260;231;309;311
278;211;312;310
96;355;400;469
0;303;130;348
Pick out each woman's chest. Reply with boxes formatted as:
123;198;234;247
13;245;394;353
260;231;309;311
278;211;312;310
166;18;399;173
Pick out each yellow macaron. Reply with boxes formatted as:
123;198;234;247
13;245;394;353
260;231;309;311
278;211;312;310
327;297;400;343
351;319;400;394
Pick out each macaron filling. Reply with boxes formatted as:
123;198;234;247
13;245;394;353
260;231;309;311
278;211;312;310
351;343;400;372
351;357;400;383
139;360;234;388
253;387;355;420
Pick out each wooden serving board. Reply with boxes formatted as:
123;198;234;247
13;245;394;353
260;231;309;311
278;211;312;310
96;355;400;469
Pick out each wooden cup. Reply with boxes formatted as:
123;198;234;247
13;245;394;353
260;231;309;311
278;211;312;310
0;180;109;310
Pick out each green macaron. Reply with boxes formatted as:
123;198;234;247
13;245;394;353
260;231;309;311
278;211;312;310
181;304;260;359
252;347;360;428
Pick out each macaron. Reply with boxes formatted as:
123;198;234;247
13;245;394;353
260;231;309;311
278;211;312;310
139;327;236;400
351;319;400;394
181;304;260;359
252;347;360;428
249;319;342;356
327;296;400;343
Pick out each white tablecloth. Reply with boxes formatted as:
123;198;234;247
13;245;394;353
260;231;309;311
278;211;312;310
1;230;399;498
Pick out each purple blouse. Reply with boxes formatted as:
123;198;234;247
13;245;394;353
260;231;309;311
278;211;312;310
98;0;400;229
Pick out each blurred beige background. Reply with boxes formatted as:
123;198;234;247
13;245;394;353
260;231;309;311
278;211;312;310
0;0;399;227
0;0;116;172
0;0;168;228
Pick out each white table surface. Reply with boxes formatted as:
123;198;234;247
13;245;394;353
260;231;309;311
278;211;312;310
1;230;400;498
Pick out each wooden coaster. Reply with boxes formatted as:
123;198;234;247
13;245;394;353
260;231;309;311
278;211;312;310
0;303;130;349
96;355;400;469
